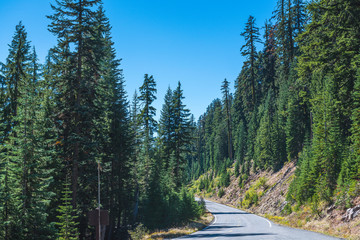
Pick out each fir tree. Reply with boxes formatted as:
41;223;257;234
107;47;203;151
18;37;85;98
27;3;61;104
262;21;277;94
172;82;192;188
240;16;261;107
138;74;157;184
159;87;175;169
56;183;79;240
221;79;233;161
0;22;32;240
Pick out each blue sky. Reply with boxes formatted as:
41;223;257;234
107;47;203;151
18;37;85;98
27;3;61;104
0;0;275;120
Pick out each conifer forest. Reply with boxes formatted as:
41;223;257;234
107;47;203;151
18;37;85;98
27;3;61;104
0;0;360;239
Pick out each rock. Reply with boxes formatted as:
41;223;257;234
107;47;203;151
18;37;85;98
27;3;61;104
280;201;288;211
326;205;335;214
342;204;360;221
352;204;360;219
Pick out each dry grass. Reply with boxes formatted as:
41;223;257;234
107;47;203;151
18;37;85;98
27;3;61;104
263;205;360;240
143;212;214;240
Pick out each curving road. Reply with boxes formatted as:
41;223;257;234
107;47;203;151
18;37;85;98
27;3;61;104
177;199;341;240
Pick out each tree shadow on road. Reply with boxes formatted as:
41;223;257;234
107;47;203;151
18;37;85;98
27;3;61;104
205;225;244;231
181;232;275;238
210;211;251;215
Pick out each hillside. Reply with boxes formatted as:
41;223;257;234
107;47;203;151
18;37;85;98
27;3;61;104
186;1;360;239
190;162;360;239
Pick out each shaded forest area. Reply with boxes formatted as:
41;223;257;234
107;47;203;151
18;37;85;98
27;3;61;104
0;0;202;239
189;0;360;218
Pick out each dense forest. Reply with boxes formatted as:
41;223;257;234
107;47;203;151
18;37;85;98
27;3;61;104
0;0;202;239
188;0;360;213
0;0;360;239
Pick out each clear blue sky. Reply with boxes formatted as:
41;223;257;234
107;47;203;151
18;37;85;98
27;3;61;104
0;0;275;121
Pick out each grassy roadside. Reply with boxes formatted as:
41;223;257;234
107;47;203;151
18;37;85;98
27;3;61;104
139;212;214;240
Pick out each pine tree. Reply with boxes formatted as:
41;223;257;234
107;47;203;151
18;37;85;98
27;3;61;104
0;22;32;240
138;74;157;184
130;91;141;223
159;87;174;169
56;183;79;240
292;0;306;52
297;0;360;137
262;21;277;94
172;82;192;188
92;6;134;236
2;22;31;137
48;0;104;237
273;0;287;77
221;79;233;160
337;71;360;205
232;73;248;165
138;74;157;149
350;72;360;179
302;74;343;202
240;16;261;107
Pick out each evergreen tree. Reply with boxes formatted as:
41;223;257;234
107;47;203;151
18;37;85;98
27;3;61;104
93;7;134;237
221;79;233;160
2;22;31;138
232;73;248;165
47;0;132;237
337;71;360;205
292;0;306;49
297;0;360;136
240;16;261;107
0;22;32;240
172;82;192;188
159;87;174;169
56;182;79;240
138;74;157;184
262;21;277;94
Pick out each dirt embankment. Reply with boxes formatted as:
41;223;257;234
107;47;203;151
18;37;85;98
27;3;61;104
194;161;360;240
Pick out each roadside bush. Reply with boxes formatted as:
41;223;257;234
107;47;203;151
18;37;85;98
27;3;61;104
240;189;259;208
144;186;202;229
282;203;292;215
198;197;206;215
255;177;268;190
179;187;201;222
234;160;240;177
199;178;205;191
218;188;225;198
219;171;230;187
129;224;149;240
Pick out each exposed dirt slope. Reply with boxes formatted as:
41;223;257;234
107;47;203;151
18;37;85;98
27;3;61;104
192;161;360;240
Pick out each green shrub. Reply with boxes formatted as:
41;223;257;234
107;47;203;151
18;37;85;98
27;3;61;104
234;160;240;177
198;197;206;215
199;178;205;191
255;177;268;190
219;172;230;187
240;188;259;208
218;188;225;198
129;224;149;240
282;203;292;215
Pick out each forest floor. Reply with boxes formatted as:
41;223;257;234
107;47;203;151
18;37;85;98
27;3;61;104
142;212;214;240
191;162;360;240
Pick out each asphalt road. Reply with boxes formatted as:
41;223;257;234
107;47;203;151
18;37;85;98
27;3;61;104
177;199;341;240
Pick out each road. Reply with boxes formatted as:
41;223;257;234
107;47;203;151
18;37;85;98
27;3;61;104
177;199;341;240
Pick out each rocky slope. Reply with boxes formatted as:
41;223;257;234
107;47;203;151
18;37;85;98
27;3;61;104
191;161;360;240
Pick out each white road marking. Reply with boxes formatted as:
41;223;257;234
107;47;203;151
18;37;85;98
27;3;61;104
264;218;272;227
203;214;217;230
